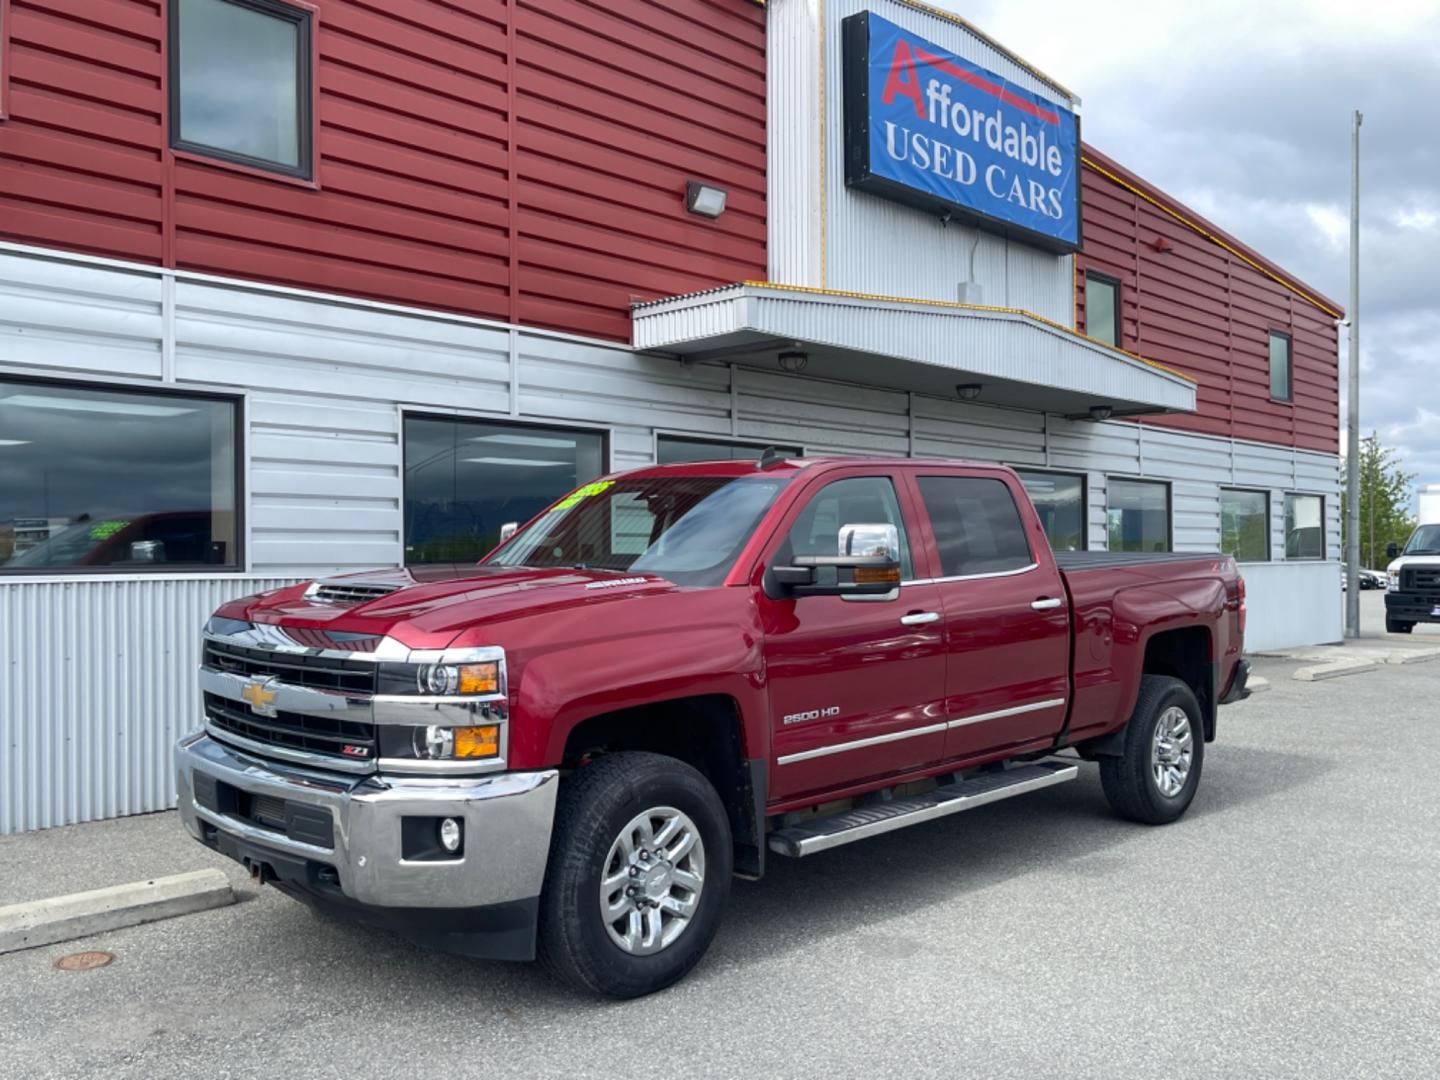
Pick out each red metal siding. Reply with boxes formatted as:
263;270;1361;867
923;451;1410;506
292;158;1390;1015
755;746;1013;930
1077;148;1340;454
0;0;767;341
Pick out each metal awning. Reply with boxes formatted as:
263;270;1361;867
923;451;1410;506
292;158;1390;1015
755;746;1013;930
631;283;1197;417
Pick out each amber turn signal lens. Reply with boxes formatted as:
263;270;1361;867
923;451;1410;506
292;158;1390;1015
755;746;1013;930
453;725;500;759
854;566;901;585
457;662;499;695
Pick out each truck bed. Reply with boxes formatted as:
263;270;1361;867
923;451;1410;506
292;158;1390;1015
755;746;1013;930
1054;550;1223;572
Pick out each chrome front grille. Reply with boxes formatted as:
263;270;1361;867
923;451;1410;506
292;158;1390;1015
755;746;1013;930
203;691;376;763
203;639;377;694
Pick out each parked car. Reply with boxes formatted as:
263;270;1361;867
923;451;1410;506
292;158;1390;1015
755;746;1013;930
175;457;1249;997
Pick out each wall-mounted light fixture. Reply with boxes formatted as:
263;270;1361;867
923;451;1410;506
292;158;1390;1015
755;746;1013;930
1088;404;1114;421
686;181;728;219
778;349;809;374
955;383;982;401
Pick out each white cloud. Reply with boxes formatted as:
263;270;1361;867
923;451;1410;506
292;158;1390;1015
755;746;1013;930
930;0;1440;481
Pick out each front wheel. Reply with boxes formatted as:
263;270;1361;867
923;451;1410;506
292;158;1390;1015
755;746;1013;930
537;752;732;998
1386;616;1415;634
1100;675;1204;825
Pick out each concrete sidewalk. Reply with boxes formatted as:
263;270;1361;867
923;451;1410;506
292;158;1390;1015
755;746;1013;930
0;810;254;910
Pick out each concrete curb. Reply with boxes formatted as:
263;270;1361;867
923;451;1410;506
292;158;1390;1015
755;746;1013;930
1383;648;1440;665
0;869;234;954
1292;658;1378;682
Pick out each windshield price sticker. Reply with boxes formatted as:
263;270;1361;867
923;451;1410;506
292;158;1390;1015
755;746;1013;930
552;480;615;512
87;520;130;541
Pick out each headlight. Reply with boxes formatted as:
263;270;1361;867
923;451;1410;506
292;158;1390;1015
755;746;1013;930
374;648;508;768
418;661;499;696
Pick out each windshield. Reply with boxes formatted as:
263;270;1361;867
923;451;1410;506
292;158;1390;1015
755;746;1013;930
484;474;789;587
1403;524;1440;556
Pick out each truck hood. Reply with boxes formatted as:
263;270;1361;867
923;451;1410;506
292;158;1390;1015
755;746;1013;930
220;565;679;649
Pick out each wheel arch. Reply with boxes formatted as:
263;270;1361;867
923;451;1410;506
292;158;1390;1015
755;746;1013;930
1080;625;1216;759
560;695;767;878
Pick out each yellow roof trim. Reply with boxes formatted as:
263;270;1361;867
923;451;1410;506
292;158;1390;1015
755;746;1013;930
738;280;1198;384
1082;155;1342;319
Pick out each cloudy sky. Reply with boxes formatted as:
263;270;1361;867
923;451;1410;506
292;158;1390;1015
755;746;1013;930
943;0;1440;484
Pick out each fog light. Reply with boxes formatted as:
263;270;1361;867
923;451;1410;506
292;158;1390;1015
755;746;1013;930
438;817;462;853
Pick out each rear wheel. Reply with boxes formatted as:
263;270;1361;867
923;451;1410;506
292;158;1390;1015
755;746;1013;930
1386;616;1415;634
538;751;731;998
1100;675;1204;825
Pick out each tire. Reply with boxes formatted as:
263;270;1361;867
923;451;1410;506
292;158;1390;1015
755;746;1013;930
537;751;732;998
1099;675;1204;825
1386;617;1414;634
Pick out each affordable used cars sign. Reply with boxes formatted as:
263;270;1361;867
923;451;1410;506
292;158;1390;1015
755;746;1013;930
842;11;1081;253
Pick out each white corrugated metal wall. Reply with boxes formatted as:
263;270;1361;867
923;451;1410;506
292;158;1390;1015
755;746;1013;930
0;577;297;834
0;244;1339;832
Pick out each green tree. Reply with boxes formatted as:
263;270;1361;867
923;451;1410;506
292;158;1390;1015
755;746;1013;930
1342;432;1416;568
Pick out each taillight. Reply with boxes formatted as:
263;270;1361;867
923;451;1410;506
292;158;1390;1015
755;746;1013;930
1237;575;1247;636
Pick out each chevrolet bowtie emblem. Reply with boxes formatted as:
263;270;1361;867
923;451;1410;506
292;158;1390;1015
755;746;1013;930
241;677;279;718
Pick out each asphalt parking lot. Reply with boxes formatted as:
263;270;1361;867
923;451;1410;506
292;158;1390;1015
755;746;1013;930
2;608;1437;1079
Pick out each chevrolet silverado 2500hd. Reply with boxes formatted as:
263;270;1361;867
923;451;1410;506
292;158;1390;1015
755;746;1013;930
175;457;1249;997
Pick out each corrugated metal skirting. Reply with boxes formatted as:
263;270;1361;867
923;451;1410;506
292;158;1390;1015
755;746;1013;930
0;577;296;834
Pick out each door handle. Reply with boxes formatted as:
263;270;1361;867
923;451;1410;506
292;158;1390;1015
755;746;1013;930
900;611;940;626
1031;597;1063;610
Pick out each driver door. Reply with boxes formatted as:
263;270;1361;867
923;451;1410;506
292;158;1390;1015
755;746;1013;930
758;471;948;803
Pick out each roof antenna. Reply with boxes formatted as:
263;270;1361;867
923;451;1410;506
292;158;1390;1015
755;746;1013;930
757;446;786;470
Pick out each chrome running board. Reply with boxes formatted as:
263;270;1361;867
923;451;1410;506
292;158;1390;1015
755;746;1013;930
767;761;1079;857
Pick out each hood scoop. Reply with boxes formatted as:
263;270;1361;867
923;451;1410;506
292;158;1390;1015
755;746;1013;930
304;577;406;607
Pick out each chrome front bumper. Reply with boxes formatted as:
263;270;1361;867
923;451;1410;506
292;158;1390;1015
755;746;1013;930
175;731;558;910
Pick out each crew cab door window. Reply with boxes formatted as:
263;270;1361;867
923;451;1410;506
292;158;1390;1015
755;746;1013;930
760;473;946;803
916;476;1033;577
912;473;1069;762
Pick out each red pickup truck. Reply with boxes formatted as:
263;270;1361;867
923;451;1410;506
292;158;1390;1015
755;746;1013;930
176;456;1249;997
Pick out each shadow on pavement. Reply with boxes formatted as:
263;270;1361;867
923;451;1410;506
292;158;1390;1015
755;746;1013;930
238;740;1334;1008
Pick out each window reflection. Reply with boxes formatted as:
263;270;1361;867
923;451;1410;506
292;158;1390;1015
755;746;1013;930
1016;470;1086;551
0;381;238;571
403;417;605;565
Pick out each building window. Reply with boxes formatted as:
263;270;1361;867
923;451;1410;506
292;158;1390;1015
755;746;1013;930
169;0;313;179
1107;478;1170;552
1269;331;1292;402
657;436;802;465
1084;271;1120;346
0;380;240;572
1015;470;1086;551
916;476;1033;577
1220;489;1269;562
1283;493;1324;560
403;416;605;565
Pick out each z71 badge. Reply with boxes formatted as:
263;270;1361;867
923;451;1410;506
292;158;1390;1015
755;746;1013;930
783;706;841;726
